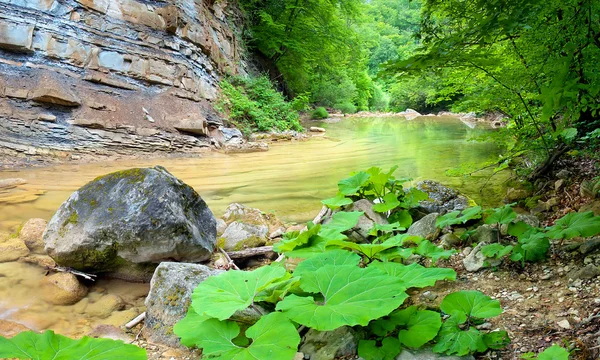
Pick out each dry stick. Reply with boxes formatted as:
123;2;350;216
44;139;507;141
125;312;146;329
47;265;97;281
312;205;330;225
218;247;240;270
227;246;274;259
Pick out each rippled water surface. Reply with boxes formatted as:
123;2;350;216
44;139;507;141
0;116;506;231
0;116;508;336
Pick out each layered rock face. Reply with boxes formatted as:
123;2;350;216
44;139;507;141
0;0;245;156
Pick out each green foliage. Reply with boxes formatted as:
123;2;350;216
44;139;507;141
433;291;505;356
216;76;303;134
484;204;517;225
536;345;570;360
545;211;600;240
0;330;146;360
311;107;329;120
436;206;482;228
176;167;508;359
334;101;358;114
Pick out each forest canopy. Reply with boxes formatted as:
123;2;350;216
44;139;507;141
237;0;600;177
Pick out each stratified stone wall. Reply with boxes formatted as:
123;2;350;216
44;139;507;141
0;0;246;156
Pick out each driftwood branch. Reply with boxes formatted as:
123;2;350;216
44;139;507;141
218;247;240;270
46;265;97;281
227;246;274;260
125;312;146;329
312;206;330;225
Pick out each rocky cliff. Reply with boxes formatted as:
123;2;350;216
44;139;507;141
0;0;246;159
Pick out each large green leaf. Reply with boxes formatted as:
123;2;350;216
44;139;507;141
321;193;353;209
338;171;371;195
372;193;401;213
415;240;456;263
482;330;510;350
481;243;513;259
293;249;360;278
432;316;487;356
322;211;364;233
0;330;146;360
274;222;321;253
191;264;287;320
537;345;570;360
392;306;442;348
440;290;502;320
388;210;413;228
276;265;408;331
436;206;482;228
368;222;406;236
255;274;301;303
400;188;429;208
358;337;401;360
545;211;600;240
191;313;300;360
370;262;456;288
174;307;210;347
327;236;404;261
485;204;517;225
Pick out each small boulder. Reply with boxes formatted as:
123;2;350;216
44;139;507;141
19;218;47;254
500;214;540;235
505;188;531;202
86;294;124;319
0;236;29;263
463;243;488;272
568;265;600;280
471;224;499;244
309;127;326;133
43;166;216;281
222;203;284;234
416;181;469;215
580;237;600;255
407;213;440;241
144;262;223;347
556;169;570;180
300;327;359;360
580;200;600;216
40;273;88;305
220;221;268;251
216;218;227;236
440;233;461;249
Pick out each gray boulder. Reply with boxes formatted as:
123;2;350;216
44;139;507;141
471;224;499;244
43;166;217;281
580;237;600;255
144;262;223;346
300;327;359;360
416;181;469;215
407;213;440;241
220;221;268;251
463;243;489;272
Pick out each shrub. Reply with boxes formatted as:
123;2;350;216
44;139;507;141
291;93;311;112
334;101;357;114
312;107;329;119
311;75;357;108
216;75;303;134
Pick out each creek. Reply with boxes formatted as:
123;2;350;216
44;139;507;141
0;116;507;337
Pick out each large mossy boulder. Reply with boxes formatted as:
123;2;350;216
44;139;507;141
43;166;217;281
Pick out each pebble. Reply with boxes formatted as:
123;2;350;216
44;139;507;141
557;319;571;329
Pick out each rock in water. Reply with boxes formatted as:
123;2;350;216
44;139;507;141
43;166;216;281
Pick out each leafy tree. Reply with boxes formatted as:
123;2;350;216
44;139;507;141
387;0;600;177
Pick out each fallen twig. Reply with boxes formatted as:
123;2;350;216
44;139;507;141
125;312;146;329
46;265;97;281
219;247;240;270
227;246;274;260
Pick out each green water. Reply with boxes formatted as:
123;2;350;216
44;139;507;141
0;116;506;232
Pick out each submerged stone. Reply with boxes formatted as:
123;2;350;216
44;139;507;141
43;166;216;281
416;180;470;215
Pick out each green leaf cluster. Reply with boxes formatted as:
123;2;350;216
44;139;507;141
0;330;146;360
